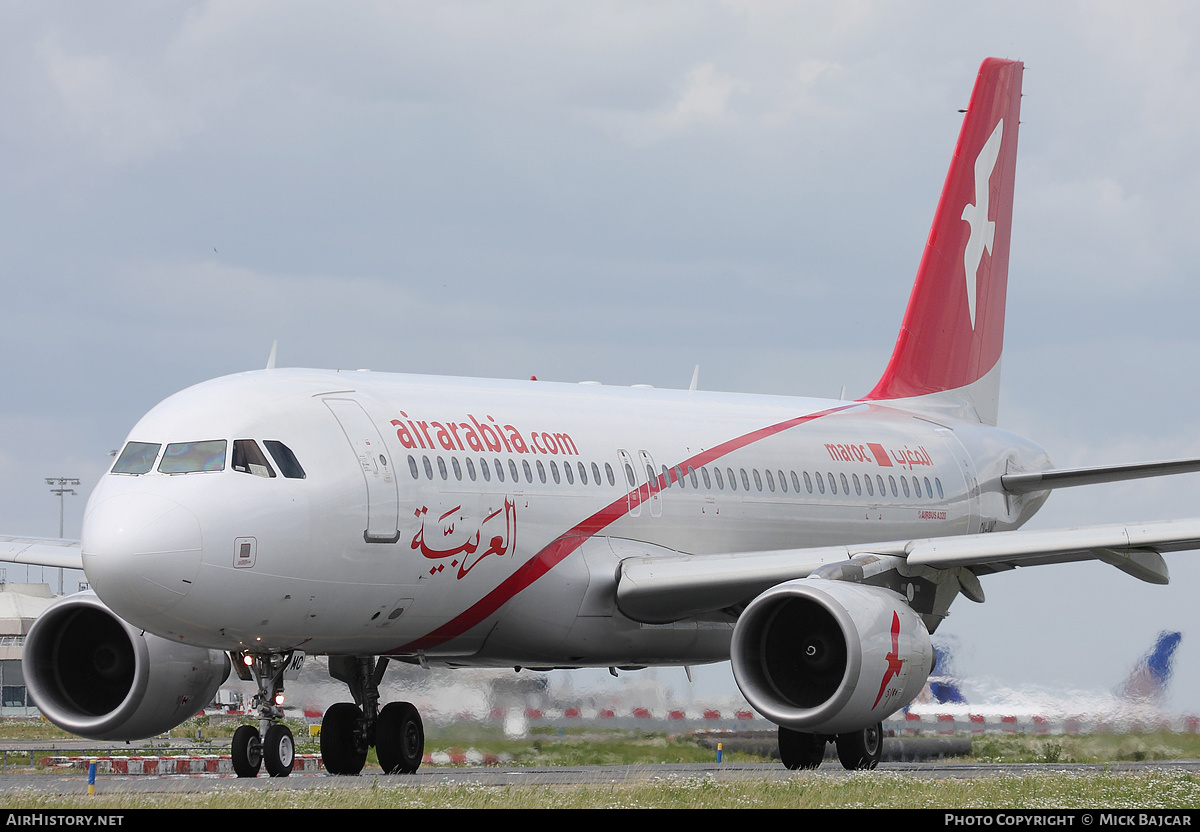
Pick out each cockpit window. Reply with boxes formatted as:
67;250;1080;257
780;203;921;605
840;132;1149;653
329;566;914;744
232;440;276;478
158;440;227;474
111;442;161;475
264;441;306;479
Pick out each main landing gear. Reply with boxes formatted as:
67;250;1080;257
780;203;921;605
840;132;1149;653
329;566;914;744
321;656;425;775
777;722;884;771
230;651;296;778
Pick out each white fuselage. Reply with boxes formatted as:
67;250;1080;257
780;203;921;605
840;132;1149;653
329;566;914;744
80;368;1050;666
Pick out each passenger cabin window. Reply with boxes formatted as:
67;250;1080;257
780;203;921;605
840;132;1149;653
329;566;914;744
264;441;306;479
159;440;226;474
232;440;276;478
111;442;160;475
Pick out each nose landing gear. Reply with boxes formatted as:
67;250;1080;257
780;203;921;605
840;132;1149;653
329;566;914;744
230;651;296;777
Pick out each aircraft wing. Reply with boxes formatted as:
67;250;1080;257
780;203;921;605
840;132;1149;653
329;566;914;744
0;536;84;571
614;518;1200;624
615;543;902;624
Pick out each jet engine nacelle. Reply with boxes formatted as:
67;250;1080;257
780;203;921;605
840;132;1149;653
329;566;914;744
730;579;933;735
23;592;231;740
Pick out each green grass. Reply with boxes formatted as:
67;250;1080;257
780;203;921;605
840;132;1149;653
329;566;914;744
969;731;1200;764
1;770;1198;809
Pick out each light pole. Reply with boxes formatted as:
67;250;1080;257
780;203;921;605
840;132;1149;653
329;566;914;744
45;477;80;595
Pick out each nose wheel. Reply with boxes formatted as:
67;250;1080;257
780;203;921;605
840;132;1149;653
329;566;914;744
263;723;296;777
231;723;295;777
231;724;263;778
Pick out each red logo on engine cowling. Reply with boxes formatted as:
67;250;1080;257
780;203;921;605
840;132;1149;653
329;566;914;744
872;611;904;709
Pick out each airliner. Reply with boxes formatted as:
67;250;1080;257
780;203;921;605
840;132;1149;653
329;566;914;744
5;57;1200;776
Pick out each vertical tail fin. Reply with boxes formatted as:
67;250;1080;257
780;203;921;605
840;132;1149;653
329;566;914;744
1115;631;1182;704
864;58;1023;425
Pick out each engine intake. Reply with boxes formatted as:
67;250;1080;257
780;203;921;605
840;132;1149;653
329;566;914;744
730;579;932;734
23;592;230;740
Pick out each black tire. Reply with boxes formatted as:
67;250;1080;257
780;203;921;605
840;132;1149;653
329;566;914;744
321;702;367;775
231;724;262;778
377;701;424;774
263;723;295;777
835;722;884;770
777;726;826;770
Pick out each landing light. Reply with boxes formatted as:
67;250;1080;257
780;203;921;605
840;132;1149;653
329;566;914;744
274;693;285;706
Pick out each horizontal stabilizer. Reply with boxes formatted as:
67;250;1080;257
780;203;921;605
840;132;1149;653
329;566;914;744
0;536;84;571
1003;458;1200;494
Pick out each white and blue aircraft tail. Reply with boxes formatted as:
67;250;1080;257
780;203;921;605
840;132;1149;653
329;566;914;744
907;632;1186;727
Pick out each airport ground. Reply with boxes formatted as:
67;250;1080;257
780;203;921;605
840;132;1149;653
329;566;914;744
0;719;1198;808
1;761;1199;809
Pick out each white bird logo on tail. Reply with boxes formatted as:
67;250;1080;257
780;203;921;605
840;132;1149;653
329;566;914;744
960;119;1004;330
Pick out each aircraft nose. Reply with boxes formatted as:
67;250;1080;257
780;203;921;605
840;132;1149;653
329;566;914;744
81;492;203;616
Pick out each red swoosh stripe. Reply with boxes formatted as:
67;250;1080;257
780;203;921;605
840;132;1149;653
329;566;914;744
391;404;856;654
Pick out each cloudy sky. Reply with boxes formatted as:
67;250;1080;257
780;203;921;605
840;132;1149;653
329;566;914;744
4;1;1200;713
